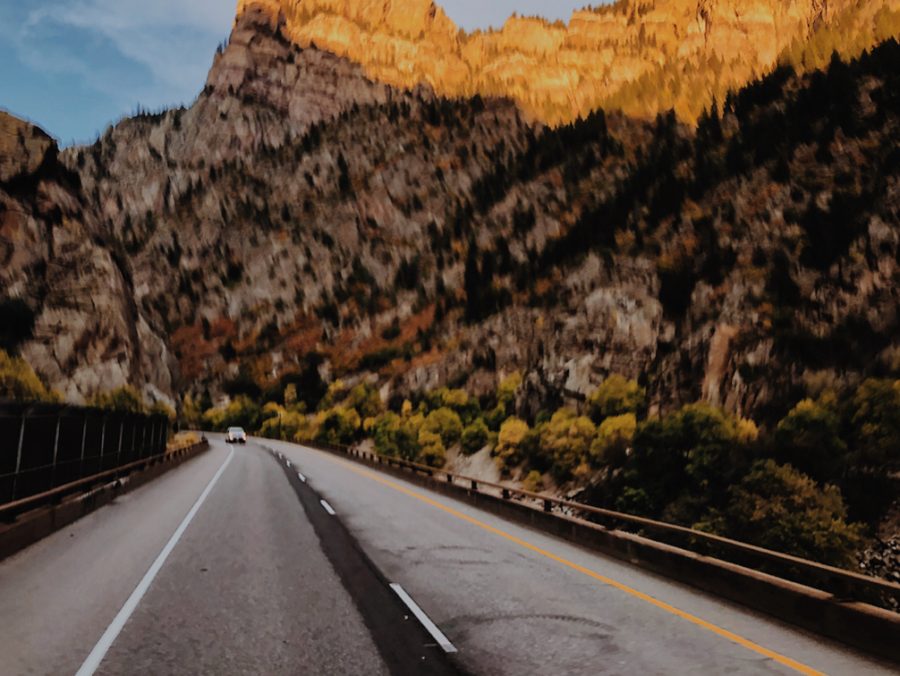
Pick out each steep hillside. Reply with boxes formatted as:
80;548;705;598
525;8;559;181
0;113;175;402
240;0;900;123
1;6;898;427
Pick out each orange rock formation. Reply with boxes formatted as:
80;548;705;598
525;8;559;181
236;0;900;123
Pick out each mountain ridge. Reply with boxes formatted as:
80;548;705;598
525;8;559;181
236;0;900;123
0;7;898;425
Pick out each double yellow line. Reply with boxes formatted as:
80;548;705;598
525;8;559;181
320;453;825;676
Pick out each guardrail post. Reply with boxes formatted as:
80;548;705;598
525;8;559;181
50;414;61;490
446;473;453;484
502;488;510;500
79;417;88;478
471;480;478;490
543;499;552;513
10;414;27;500
99;417;107;470
116;421;124;469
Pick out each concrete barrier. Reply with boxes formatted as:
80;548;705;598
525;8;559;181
0;440;209;562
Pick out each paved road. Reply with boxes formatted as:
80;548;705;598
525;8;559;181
0;437;894;675
0;440;398;675
266;439;897;676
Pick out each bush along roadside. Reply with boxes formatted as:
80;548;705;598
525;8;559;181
197;370;898;571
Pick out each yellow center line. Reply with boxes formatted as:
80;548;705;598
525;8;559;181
313;450;825;676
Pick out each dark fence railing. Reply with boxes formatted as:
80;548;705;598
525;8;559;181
0;401;169;508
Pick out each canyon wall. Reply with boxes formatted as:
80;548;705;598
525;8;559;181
236;0;900;122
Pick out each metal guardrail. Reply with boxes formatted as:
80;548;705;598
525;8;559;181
0;401;169;513
299;439;900;610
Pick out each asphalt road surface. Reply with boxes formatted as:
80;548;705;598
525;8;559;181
0;437;895;675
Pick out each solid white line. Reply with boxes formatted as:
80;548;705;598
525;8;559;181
320;499;336;515
389;583;458;653
297;472;307;483
75;447;235;676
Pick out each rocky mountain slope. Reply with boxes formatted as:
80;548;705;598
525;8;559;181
1;3;898;425
240;0;900;123
0;113;175;403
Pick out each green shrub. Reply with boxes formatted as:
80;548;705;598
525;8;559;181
677;403;758;493
590;413;637;467
522;470;544;493
422;407;463;447
346;382;385;419
418;429;447;467
707;460;864;567
90;386;145;413
495;417;529;468
540;409;596;480
851;378;900;469
372;412;421;461
284;384;299;410
0;349;57;402
425;387;481;423
315;406;362;446
461;418;490;454
318;380;349;411
615;486;655;516
775;395;847;480
621;403;758;520
203;396;261;431
180;395;205;428
291;415;320;443
519;425;549;472
484;403;508;432
588;375;645;422
149;401;176;422
497;371;523;407
259;404;311;441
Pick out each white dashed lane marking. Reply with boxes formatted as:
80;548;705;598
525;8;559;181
389;583;457;654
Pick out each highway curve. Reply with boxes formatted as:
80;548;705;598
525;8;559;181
0;437;895;675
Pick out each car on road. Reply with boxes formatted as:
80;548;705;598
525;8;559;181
226;427;248;444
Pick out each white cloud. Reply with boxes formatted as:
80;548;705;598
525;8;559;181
17;0;235;106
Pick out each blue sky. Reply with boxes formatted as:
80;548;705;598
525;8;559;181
0;1;592;146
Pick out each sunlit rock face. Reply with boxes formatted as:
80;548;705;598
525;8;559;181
236;0;899;123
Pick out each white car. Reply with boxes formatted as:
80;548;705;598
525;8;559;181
225;427;247;444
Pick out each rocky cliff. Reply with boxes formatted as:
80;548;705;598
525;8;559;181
1;6;898;423
237;0;900;123
0;112;176;403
